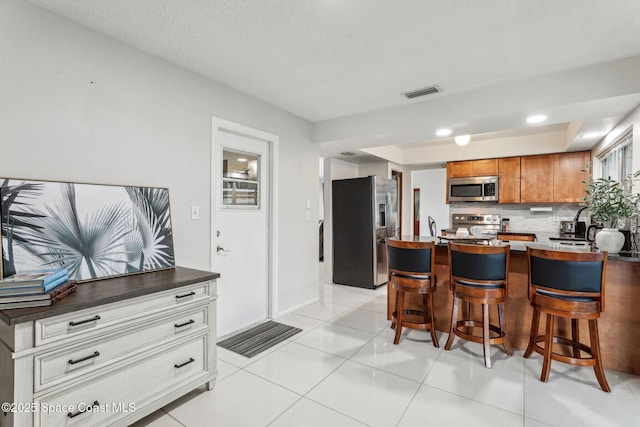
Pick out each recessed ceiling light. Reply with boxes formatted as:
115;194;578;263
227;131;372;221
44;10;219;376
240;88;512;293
237;158;247;162
454;135;471;146
526;115;547;124
436;128;452;137
580;132;603;139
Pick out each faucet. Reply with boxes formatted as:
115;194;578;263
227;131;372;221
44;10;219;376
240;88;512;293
574;207;588;222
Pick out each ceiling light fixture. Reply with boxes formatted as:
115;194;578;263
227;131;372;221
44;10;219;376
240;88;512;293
237;158;247;162
580;132;604;139
454;135;471;146
436;128;452;137
526;115;547;124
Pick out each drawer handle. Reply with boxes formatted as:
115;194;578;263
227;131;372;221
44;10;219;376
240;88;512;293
175;291;196;299
67;401;99;418
69;315;101;327
175;319;195;328
68;351;100;365
174;357;195;369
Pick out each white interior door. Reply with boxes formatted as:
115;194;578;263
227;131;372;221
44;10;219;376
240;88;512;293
213;125;271;337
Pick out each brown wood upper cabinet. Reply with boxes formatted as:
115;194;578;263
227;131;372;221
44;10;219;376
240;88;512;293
520;154;554;203
498;157;521;204
447;159;498;178
447;151;590;204
552;151;590;203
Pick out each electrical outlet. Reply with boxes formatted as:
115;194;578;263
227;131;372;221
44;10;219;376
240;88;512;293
191;205;200;220
552;214;560;222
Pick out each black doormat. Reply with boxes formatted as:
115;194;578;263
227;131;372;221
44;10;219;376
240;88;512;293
217;321;302;358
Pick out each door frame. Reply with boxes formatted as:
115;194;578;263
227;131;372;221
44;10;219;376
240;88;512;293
391;169;403;236
211;117;279;319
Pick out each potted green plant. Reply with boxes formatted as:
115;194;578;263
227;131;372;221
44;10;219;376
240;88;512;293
582;169;640;253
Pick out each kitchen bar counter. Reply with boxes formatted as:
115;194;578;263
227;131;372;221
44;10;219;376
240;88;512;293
434;235;640;262
388;236;640;374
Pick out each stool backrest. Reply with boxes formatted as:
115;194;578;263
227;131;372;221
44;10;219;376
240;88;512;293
527;248;607;310
387;239;435;285
448;243;510;289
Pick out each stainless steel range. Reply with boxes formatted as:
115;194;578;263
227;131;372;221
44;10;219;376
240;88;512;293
451;213;501;236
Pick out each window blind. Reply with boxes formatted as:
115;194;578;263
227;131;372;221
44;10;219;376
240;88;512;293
598;129;633;183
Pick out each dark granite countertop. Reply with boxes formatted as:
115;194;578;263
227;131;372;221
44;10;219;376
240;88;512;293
392;236;640;263
0;266;220;325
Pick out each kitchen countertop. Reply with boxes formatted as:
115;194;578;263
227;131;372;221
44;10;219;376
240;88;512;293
399;235;640;262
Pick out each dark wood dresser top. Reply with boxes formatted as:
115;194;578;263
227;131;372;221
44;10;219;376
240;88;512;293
0;267;220;325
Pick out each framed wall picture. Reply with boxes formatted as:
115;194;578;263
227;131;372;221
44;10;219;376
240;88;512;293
1;178;175;282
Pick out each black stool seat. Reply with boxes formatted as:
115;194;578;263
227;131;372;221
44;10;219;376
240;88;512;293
524;247;610;392
444;243;513;368
387;239;439;347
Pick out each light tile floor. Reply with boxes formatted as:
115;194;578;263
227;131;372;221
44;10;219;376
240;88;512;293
133;282;640;427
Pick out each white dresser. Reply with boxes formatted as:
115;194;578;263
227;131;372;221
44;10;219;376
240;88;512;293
0;267;219;427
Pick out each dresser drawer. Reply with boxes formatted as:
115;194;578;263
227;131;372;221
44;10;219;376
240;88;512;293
34;306;208;392
35;333;208;427
34;282;210;346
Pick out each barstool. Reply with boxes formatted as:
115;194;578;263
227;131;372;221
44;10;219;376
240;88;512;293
524;248;610;392
387;239;438;347
444;243;512;368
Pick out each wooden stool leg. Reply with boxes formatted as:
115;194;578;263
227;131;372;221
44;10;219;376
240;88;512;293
391;290;398;330
445;296;460;350
428;293;439;348
588;319;611;392
393;291;405;345
498;303;513;355
571;319;580;358
524;308;540;358
423;294;429;325
465;301;473;335
540;313;555;382
483;303;491;368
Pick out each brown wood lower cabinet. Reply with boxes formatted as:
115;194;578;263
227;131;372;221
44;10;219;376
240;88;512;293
387;246;640;375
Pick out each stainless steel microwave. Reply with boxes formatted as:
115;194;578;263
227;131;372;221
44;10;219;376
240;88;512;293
449;176;499;202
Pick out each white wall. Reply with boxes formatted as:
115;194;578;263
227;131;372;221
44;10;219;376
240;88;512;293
412;169;449;236
0;0;319;320
358;163;389;178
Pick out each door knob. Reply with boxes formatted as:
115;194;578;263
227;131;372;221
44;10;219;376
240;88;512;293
217;245;230;253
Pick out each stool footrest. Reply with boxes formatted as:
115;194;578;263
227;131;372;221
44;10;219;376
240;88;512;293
392;310;434;330
528;335;597;367
453;320;507;345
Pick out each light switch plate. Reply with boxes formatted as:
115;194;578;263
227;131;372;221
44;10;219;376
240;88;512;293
191;205;200;220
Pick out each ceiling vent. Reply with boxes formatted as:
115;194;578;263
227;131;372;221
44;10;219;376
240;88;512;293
340;152;356;157
402;85;441;99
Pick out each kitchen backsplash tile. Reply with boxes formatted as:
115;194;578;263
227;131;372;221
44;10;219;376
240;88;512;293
449;203;586;234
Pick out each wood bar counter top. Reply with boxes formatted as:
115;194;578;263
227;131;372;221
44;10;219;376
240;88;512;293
387;237;640;375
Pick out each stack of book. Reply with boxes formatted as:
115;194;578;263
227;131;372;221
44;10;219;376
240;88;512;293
0;268;77;309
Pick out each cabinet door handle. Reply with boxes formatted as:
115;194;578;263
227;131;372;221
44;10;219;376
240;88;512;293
175;291;196;299
69;315;101;327
174;357;195;369
175;319;195;328
68;351;100;365
67;401;99;418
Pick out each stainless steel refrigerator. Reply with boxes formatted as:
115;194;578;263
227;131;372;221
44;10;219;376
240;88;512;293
332;176;398;289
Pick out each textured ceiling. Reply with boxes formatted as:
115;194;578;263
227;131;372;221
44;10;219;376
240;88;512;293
27;0;640;162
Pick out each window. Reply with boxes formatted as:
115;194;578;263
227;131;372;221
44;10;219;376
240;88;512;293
599;129;633;183
222;149;260;208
